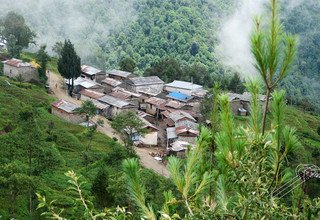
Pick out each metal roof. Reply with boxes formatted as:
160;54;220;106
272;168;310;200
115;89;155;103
101;77;122;87
109;91;131;100
165;100;185;109
51;99;80;113
128;76;164;86
169;111;196;123
167;92;193;102
98;95;133;108
228;92;268;102
165;80;203;91
3;58;33;68
67;77;98;88
81;65;103;76
145;97;167;107
80;89;105;99
108;69;132;78
92;99;110;110
137;87;162;97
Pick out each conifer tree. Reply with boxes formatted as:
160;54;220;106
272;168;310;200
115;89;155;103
58;40;81;95
251;0;297;134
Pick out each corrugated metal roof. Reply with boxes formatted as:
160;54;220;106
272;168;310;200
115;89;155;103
112;87;141;98
167;92;193;102
101;77;122;87
108;69;132;78
51;99;80;113
169;111;196;123
91;99;110;110
80;89;105;99
166;80;203;91
67;77;99;88
165;100;186;109
128;76;164;86
98;95;133;108
3;58;33;68
137;87;162;96
228;92;267;102
109;91;131;100
81;65;103;76
145;97;167;107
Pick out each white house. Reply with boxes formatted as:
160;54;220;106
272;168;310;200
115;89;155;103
165;80;206;96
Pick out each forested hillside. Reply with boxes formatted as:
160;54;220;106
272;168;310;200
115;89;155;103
281;0;320;112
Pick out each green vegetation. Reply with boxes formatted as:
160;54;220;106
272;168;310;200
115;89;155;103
0;76;171;219
58;40;81;94
0;11;35;58
105;0;234;82
281;0;320;113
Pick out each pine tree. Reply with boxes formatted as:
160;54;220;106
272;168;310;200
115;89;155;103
58;40;81;95
251;0;297;134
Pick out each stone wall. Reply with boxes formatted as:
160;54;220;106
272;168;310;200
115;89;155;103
4;64;38;82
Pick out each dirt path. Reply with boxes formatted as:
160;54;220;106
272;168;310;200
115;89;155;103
46;71;170;178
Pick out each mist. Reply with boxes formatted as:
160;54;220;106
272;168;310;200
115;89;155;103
216;0;304;78
0;0;137;68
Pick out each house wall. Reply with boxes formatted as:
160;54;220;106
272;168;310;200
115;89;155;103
102;84;115;94
140;131;158;146
52;107;86;124
4;64;38;82
95;73;107;84
146;103;157;115
230;100;242;115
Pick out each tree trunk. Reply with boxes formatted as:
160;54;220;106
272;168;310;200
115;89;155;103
262;89;271;135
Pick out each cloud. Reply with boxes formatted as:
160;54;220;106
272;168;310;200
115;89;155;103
216;0;305;79
0;0;137;67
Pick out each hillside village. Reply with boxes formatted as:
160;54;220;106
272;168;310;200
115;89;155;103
3;58;268;160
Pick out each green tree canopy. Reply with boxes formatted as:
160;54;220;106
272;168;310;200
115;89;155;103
58;39;81;94
119;57;136;73
0;11;35;58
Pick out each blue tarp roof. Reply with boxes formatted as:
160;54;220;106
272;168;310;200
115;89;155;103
167;92;192;102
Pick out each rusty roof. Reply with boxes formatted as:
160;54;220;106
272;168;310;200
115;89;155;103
51;99;80;113
165;100;185;109
109;91;131;100
101;77;122;87
108;69;133;78
145;97;167;107
128;76;164;86
80;89;105;100
81;65;103;76
3;58;33;68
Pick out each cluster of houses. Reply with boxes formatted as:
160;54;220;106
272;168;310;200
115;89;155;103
2;59;270;157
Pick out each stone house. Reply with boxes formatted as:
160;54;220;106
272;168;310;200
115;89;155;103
165;80;206;96
3;58;38;82
51;99;86;124
101;77;122;94
108;69;134;81
79;89;105;101
81;65;106;82
228;92;269;116
67;77;104;94
122;76;164;96
144;97;167;117
98;95;137;118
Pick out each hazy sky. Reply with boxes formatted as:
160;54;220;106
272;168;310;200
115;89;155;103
216;0;304;78
0;0;136;64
